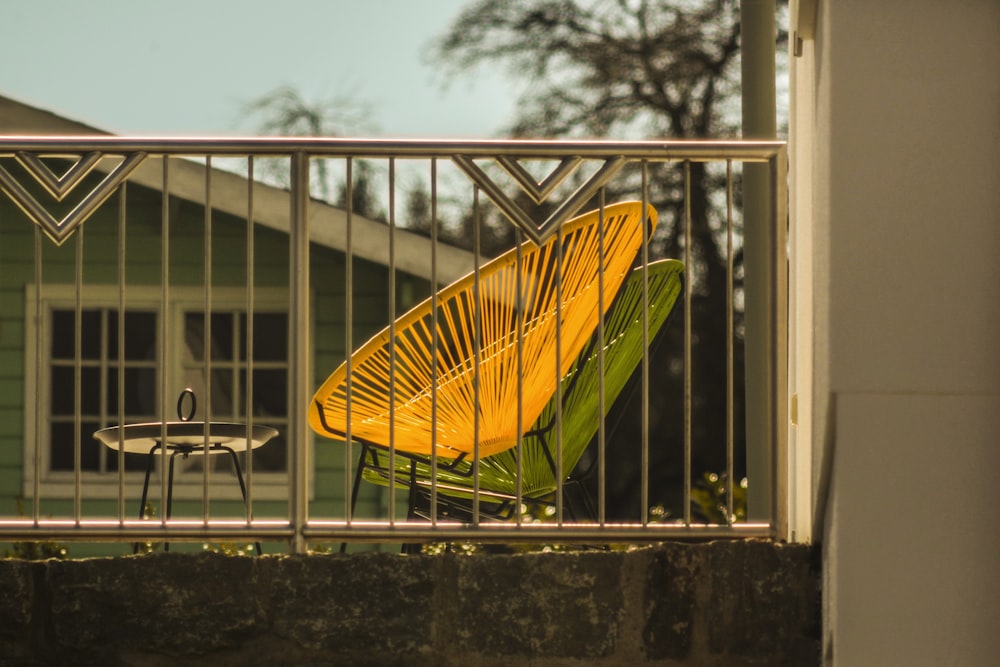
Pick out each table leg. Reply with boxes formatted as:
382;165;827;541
134;443;163;555
221;446;262;556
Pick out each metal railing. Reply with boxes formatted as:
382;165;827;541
0;137;787;554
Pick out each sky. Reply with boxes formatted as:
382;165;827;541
1;0;518;138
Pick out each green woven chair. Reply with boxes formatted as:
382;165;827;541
358;258;684;521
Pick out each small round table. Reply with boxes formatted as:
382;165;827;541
94;419;278;554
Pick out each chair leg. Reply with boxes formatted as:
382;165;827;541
406;459;420;520
533;433;599;523
341;444;373;554
401;459;422;554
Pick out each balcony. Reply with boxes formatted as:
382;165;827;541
0;137;787;555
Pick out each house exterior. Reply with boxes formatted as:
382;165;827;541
789;0;1000;664
0;95;473;555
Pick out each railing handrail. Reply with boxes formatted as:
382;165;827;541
0;135;785;161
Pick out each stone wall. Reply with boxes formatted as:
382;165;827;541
0;540;819;666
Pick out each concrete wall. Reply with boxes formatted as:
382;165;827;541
0;542;818;666
791;0;1000;664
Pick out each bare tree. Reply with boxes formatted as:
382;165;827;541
430;0;786;519
242;85;382;217
403;181;433;236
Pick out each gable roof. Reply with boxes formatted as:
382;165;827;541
0;94;474;283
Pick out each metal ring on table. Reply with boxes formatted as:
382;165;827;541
177;388;196;422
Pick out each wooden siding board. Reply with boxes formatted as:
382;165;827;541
0;322;24;352
0;379;21;407
0;408;22;439
0;468;23;496
0;351;23;376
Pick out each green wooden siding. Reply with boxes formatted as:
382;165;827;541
0;166;429;553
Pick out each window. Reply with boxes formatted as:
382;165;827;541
179;309;289;474
25;285;290;500
48;307;156;474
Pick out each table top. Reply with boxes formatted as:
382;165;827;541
93;421;279;455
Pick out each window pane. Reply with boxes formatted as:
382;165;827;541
107;367;157;416
244;312;288;362
51;309;102;359
185;312;236;362
209;368;236;416
50;366;75;415
80;367;101;414
126;311;157;360
50;421;102;471
253;433;287;472
185;313;205;362
247;369;287;418
80;310;102;359
51;310;75;359
81;434;102;471
211;312;235;361
107;310;157;361
106;450;148;473
49;367;101;415
202;437;286;473
50;422;75;471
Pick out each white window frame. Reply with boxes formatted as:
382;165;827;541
23;283;294;502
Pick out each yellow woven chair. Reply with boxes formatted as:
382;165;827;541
310;201;657;472
359;259;684;522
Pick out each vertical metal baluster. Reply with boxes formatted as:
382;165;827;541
32;227;42;525
117;181;127;521
245;157;255;527
387;158;397;526
772;149;790;539
429;158;439;525
99;308;108;512
344;158;354;528
159;158;170;529
683;161;693;527
471;186;481;526
641;164;651;527
99;311;107;501
726;160;735;525
203;158;213;524
514;227;524;528
289;152;310;554
73;222;84;524
554;210;564;526
597;190;607;526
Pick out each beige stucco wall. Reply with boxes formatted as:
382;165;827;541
792;0;1000;664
